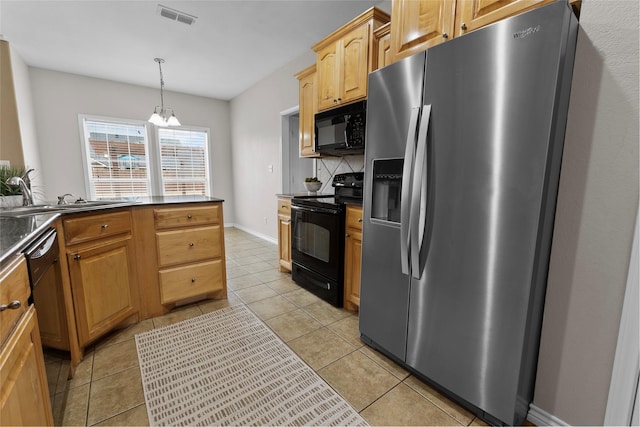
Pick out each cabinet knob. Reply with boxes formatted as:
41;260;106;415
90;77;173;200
187;214;193;219
333;99;338;103
189;242;195;247
101;224;109;229
442;33;449;39
461;23;467;30
281;205;286;208
191;278;196;283
0;300;21;311
74;254;81;260
358;218;363;223
345;233;350;238
337;98;342;101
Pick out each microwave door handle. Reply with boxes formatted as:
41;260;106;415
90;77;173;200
410;105;432;279
400;107;420;275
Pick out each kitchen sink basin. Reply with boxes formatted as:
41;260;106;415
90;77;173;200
0;200;132;217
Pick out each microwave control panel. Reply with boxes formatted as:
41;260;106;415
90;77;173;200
349;113;366;147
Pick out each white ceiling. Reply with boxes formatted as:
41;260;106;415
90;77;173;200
0;0;386;100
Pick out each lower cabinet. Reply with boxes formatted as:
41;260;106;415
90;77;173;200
32;256;69;351
0;256;53;425
344;205;363;312
277;198;292;272
135;202;228;318
67;235;138;347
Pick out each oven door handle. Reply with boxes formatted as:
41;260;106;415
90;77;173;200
291;204;340;215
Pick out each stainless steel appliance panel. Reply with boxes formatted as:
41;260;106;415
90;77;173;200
404;3;577;424
359;52;426;361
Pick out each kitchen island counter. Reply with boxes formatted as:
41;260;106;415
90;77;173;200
0;195;224;266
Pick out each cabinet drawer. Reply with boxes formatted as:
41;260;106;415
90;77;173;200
346;206;363;230
156;225;222;267
159;259;224;304
0;256;30;347
277;199;291;217
154;204;220;230
64;211;132;245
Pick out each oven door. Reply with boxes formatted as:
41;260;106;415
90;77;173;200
291;203;343;282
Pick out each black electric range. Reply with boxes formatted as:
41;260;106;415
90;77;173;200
290;172;363;307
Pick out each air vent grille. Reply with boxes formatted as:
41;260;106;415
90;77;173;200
157;4;197;26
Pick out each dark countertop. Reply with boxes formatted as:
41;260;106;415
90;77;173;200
0;195;225;267
276;192;332;199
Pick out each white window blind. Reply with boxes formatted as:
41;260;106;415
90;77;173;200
158;128;209;196
82;119;151;199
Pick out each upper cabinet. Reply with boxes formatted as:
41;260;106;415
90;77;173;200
390;0;456;62
453;0;555;37
373;23;392;71
295;65;319;158
390;0;580;64
312;8;390;112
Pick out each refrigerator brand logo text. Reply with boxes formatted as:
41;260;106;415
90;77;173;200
513;25;541;39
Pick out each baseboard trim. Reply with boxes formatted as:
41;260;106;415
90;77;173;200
528;404;569;426
231;223;278;245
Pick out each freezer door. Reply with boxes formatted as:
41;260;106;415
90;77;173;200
405;3;577;424
359;52;426;362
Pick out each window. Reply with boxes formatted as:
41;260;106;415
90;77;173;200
158;128;209;196
81;119;152;199
80;116;211;199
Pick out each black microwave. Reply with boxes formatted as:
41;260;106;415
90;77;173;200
314;100;366;156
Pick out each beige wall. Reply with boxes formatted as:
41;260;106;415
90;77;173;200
28;69;235;221
229;50;315;239
0;40;23;167
533;1;639;424
9;43;43;198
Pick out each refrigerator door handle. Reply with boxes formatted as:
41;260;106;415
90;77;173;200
410;104;432;279
400;107;421;275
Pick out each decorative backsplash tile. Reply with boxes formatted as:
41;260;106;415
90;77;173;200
316;155;365;194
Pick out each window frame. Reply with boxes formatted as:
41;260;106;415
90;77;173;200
78;114;213;199
155;125;212;197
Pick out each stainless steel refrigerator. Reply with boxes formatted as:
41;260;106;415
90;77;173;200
359;2;578;425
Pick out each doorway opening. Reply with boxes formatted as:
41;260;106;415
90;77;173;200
281;108;314;194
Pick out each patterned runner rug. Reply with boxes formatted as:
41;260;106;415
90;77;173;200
135;304;368;426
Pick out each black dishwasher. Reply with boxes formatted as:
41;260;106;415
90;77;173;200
24;228;59;304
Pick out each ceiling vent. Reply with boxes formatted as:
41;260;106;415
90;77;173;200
157;4;197;26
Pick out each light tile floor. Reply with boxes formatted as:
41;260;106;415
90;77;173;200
44;227;489;426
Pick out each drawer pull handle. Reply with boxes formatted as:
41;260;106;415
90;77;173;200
358;218;363;222
74;254;81;260
281;205;286;208
101;224;109;229
189;242;195;247
187;214;193;219
191;278;196;283
0;300;21;311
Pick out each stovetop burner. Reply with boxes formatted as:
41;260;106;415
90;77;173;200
293;172;363;208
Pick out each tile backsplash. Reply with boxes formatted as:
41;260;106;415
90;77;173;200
316;155;364;194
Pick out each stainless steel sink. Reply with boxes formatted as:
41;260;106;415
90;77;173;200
0;200;131;217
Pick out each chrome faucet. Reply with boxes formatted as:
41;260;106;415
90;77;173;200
5;176;34;206
57;193;75;205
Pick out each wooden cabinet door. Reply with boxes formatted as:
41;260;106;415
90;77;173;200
391;0;456;61
344;229;362;312
32;259;69;351
0;306;53;426
317;43;340;111
278;214;292;272
67;236;137;346
454;0;554;37
374;23;392;70
340;24;370;104
297;66;319;158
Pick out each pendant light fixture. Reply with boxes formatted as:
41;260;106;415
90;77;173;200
148;58;181;127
